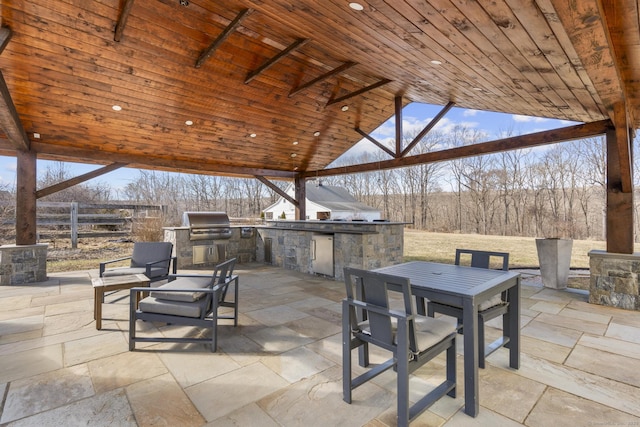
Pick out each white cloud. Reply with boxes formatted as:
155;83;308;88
512;114;549;123
463;109;480;117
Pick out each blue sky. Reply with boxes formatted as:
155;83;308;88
0;102;577;194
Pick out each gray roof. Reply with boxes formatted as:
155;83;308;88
304;183;379;212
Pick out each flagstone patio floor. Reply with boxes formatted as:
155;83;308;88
1;263;639;426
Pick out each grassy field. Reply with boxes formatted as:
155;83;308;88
44;229;618;273
403;229;610;269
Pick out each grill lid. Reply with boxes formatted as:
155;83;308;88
182;212;232;240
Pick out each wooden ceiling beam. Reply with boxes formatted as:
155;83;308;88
245;38;309;84
326;78;392;106
36;162;128;199
255;175;298;206
195;8;253;69
288;61;357;97
0;71;30;151
114;0;135;42
302;120;613;178
24;141;296;178
401;101;455;157
354;127;396;158
0;26;12;54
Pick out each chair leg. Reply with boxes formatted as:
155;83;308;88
478;317;486;369
211;298;219;352
342;301;353;404
233;278;239;327
396;328;410;427
129;294;136;351
446;338;456;398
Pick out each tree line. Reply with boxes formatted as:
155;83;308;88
6;125;640;242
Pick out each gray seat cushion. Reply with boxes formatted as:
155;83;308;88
478;294;506;311
150;276;211;302
357;316;456;352
139;295;209;318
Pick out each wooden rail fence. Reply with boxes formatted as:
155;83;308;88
1;202;165;248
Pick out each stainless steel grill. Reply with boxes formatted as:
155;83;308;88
182;212;232;241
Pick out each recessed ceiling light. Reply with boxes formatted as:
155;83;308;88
313;131;321;137
430;60;442;65
341;105;349;111
473;87;483;91
290;153;297;158
349;2;364;11
33;133;40;139
292;141;299;145
249;133;257;138
112;105;122;111
294;166;299;171
185;120;193;126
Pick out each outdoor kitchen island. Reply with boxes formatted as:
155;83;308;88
256;220;405;281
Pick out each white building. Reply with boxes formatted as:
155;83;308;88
263;181;381;221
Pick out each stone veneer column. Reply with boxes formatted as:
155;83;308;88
0;244;48;285
588;249;639;311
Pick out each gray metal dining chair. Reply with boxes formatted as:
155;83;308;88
343;267;457;427
427;249;510;368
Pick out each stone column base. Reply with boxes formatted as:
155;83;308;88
588;250;639;311
0;244;48;285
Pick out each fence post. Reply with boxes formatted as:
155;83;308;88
70;202;79;249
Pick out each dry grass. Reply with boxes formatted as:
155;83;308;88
403;229;610;269
40;228;621;273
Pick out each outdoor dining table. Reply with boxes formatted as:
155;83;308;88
374;261;521;417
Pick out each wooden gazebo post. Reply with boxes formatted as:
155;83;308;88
15;149;37;245
294;176;306;220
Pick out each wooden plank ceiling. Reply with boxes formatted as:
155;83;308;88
0;0;638;179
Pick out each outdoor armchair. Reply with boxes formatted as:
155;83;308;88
343;267;456;427
129;257;238;352
99;241;176;284
427;248;510;368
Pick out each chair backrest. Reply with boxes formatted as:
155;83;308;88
455;249;509;271
130;242;173;268
210;257;236;300
212;258;236;288
344;267;417;352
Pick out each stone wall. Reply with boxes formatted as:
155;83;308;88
0;244;48;285
589;250;639;311
164;227;257;269
256;220;405;281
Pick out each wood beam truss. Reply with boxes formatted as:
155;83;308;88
355;100;455;159
401;101;455;157
302;120;612;178
114;0;135;42
289;61;357;97
36;163;128;199
22;141;296;179
195;8;253;68
0;71;30;152
0;26;11;54
326;78;392;106
245;38;309;84
255;175;298;206
353;127;396;158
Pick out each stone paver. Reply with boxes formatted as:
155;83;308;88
0;264;639;426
